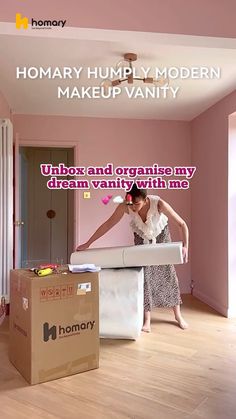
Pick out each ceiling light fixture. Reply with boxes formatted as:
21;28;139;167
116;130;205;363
100;53;169;89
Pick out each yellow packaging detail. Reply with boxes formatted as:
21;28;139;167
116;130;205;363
36;268;53;277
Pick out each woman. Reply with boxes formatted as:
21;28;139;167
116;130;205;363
76;184;189;332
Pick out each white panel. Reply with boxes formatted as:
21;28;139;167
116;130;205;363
70;246;125;268
99;268;144;339
124;242;183;266
0;119;13;300
70;241;183;268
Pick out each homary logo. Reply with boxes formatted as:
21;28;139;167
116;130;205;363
16;13;66;30
43;320;96;342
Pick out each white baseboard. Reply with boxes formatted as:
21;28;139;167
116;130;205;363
193;289;228;317
227;306;236;318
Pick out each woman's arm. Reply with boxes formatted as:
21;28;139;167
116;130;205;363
158;199;189;262
76;203;125;251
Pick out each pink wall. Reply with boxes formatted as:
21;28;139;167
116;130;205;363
13;114;191;293
228;114;236;317
2;0;236;38
0;90;11;119
191;89;236;316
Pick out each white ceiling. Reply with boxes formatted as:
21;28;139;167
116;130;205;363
0;23;236;120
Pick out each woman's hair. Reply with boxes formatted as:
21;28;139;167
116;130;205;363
126;183;147;200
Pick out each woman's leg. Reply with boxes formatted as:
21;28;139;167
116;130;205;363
173;305;188;329
133;234;151;333
142;310;151;332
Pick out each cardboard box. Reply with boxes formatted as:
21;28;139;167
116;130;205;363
9;269;99;385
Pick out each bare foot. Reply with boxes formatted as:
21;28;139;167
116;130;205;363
142;323;151;333
175;316;188;330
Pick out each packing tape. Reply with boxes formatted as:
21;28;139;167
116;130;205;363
38;354;98;382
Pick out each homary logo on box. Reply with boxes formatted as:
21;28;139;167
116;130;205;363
43;321;96;342
16;13;66;29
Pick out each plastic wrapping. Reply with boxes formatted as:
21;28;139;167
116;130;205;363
99;268;144;340
71;242;183;268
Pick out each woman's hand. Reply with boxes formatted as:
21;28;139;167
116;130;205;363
76;242;90;252
182;246;188;263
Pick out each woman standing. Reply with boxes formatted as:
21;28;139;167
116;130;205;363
76;184;189;332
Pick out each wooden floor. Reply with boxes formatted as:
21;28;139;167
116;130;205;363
1;295;236;419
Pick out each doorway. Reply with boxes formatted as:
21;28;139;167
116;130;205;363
19;146;74;267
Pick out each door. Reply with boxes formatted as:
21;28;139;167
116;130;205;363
18;147;74;268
